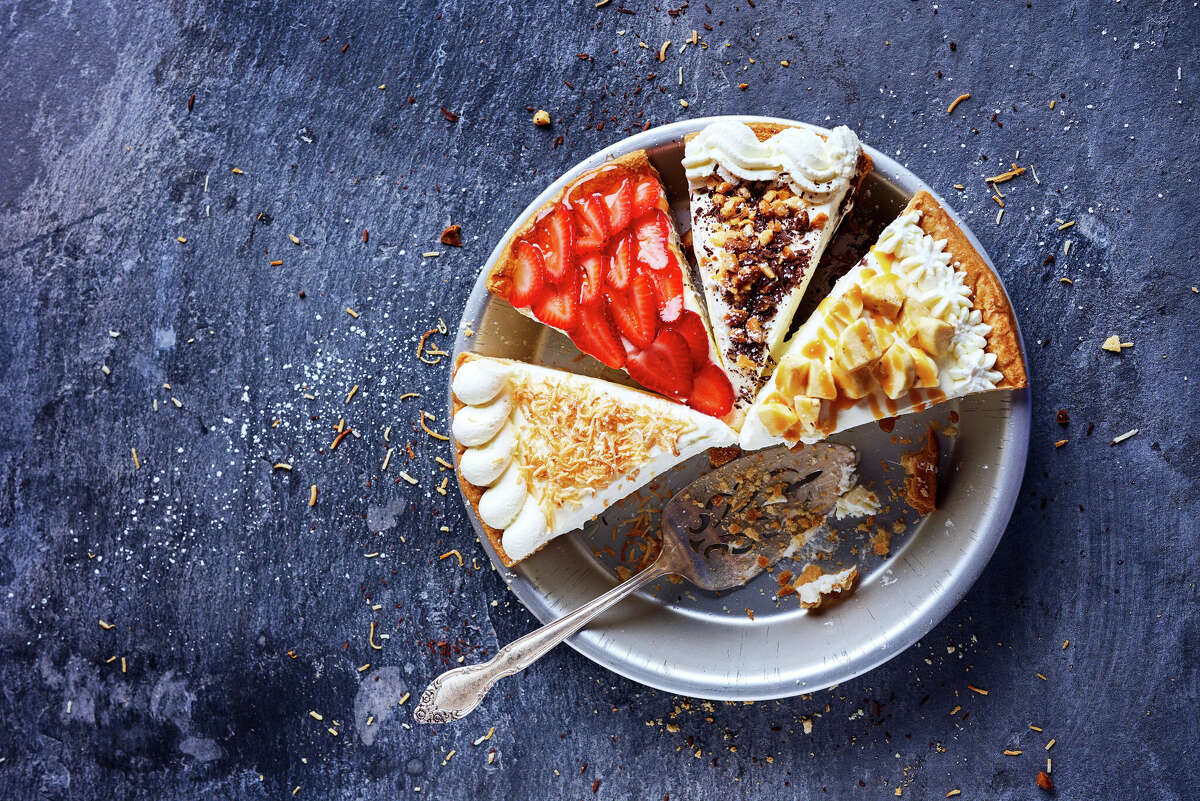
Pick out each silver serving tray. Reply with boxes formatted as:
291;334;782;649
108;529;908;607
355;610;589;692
449;116;1030;700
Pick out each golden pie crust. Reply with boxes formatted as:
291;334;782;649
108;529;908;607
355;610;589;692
907;190;1028;390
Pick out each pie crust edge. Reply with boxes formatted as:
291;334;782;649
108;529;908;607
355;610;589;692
906;190;1029;390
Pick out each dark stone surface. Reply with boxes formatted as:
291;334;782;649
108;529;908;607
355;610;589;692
0;1;1196;799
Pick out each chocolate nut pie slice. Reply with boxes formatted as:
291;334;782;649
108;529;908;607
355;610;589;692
682;121;872;425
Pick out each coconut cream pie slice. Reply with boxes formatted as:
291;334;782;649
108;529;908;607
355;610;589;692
740;191;1027;450
487;150;735;421
683;121;872;420
451;353;737;567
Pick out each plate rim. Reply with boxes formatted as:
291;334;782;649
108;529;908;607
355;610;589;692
449;115;1031;700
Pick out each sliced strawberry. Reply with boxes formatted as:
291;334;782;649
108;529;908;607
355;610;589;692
604;178;634;234
532;284;577;330
608;274;658;349
644;263;683;322
574;194;608;252
607;234;634;290
633;211;671;271
632;174;665;217
578;252;605;306
668;310;712;369
687;363;735;418
626;330;693;400
509;239;545;307
572;302;626;369
543;204;574;281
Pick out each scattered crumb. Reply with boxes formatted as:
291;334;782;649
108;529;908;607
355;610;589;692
1101;334;1133;352
901;426;939;515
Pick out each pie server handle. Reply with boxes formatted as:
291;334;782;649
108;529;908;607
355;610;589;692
413;558;673;724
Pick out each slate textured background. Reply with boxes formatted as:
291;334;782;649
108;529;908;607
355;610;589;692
1;1;1197;799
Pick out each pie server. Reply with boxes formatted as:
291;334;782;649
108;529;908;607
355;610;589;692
414;442;856;724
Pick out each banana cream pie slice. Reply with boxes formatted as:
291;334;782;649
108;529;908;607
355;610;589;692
451;353;737;567
740;191;1027;450
683;121;872;421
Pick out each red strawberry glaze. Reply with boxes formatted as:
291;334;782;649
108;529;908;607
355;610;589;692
496;162;733;418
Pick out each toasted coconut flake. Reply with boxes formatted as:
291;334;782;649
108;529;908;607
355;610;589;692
417;325;450;365
439;549;464;566
419;410;449;441
289;234;300;245
99;619;115;630
507;374;695;519
967;684;989;696
1110;429;1138;445
985;164;1027;184
368;621;382;650
398;471;418;485
345;307;360;318
308;484;318;507
381;448;394;472
273;462;292;470
946;93;970;113
330;428;353;450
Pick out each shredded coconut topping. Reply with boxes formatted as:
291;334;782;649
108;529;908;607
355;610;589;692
511;375;695;521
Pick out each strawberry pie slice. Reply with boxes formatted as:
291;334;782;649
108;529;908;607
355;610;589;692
487;151;735;421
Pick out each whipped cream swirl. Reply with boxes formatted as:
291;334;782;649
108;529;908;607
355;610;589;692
683;120;861;200
874;210;1003;394
451;358;548;560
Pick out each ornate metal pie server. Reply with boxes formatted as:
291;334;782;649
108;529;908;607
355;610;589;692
414;442;856;724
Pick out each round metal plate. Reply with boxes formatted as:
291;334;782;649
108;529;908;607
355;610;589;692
450;116;1030;700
